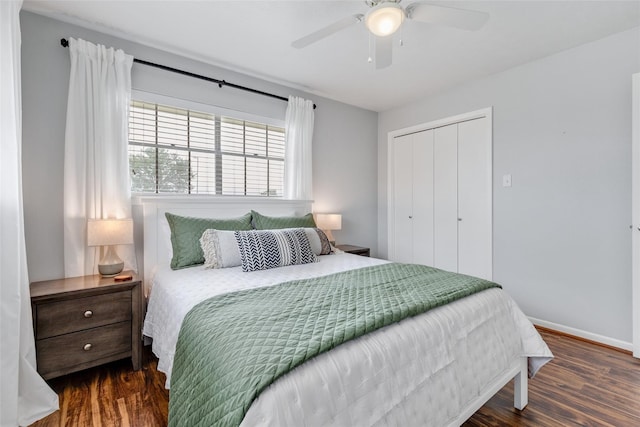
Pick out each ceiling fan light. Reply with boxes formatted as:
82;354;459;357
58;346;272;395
365;3;404;37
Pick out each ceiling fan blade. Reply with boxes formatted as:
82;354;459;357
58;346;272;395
375;35;392;70
406;3;489;31
292;14;364;49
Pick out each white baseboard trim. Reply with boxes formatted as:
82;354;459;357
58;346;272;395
528;317;633;352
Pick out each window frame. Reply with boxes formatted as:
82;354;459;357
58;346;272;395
128;90;286;198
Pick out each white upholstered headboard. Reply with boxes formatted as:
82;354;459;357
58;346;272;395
137;195;313;290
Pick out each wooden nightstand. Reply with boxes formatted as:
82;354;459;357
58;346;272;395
30;272;142;380
336;244;370;257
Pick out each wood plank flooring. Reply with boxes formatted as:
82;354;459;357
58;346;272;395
31;329;640;426
464;330;640;427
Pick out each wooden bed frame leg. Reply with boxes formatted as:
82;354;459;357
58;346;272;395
514;357;528;410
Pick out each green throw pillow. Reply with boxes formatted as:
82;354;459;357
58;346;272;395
166;212;253;269
251;210;316;230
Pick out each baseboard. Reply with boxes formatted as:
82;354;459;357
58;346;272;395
529;317;633;353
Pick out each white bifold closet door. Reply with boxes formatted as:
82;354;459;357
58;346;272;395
433;124;458;272
412;131;435;266
392;130;435;265
390;115;491;280
393;134;415;264
457;119;492;280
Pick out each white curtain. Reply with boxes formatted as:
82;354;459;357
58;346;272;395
64;38;136;277
1;1;59;425
284;96;314;200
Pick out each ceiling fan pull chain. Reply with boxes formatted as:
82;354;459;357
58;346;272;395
367;32;373;63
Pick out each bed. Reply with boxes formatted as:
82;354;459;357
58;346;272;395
139;197;553;427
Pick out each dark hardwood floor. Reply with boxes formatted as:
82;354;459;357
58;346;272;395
464;329;640;427
31;329;640;426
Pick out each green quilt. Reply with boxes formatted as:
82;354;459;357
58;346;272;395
168;263;501;427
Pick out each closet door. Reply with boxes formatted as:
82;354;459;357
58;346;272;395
458;118;492;280
393;134;414;263
412;130;435;266
433;124;458;272
389;109;492;275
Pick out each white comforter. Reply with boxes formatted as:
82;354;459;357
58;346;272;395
143;254;552;426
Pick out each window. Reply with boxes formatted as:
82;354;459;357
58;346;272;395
128;100;285;196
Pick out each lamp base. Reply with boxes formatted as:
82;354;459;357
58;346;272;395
98;262;124;277
323;229;336;246
98;245;125;277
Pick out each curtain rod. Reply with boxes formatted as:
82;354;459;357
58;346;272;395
60;38;316;109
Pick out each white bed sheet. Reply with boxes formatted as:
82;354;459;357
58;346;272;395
143;254;552;426
143;253;389;385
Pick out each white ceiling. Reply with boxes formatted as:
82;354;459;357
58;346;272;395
23;1;640;112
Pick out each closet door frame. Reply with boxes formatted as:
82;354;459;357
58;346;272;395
632;73;639;358
387;107;493;278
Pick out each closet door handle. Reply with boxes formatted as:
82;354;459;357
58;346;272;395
458;218;462;221
408;216;413;219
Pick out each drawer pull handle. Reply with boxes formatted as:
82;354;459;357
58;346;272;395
84;310;93;318
83;343;92;351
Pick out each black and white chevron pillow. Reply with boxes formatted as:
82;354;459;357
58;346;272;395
234;228;318;272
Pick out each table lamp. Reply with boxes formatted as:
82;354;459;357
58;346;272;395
87;218;134;276
315;213;342;245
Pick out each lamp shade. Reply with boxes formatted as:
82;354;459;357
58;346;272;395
365;2;404;37
315;214;342;231
87;219;134;247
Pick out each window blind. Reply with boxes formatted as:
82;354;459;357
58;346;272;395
128;100;285;196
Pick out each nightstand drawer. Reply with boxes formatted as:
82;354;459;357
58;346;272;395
35;291;131;339
36;321;131;376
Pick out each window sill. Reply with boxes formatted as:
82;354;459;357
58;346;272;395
131;193;313;206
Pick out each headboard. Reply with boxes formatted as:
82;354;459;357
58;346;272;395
137;195;313;290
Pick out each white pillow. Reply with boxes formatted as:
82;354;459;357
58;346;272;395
200;229;242;269
303;228;332;256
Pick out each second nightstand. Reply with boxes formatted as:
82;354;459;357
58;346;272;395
30;272;142;380
335;244;370;257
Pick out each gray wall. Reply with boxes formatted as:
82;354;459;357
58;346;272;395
21;11;379;282
378;27;640;343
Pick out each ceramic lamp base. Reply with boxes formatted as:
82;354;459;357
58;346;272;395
98;262;124;277
323;229;336;246
98;245;124;277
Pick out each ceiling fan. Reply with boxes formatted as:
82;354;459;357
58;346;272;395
291;0;489;69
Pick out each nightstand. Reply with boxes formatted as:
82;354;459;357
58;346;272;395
30;272;142;380
336;244;370;257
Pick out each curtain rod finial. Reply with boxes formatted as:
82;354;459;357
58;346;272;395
60;38;69;47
